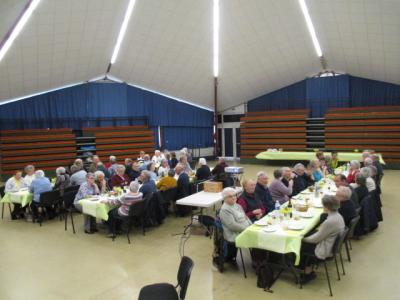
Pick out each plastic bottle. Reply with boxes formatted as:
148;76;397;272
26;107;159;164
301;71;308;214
314;182;319;198
274;200;281;218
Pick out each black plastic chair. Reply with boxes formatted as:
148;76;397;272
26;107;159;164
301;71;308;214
111;192;152;244
64;185;80;194
160;187;178;214
62;190;78;234
138;256;194;300
36;190;61;226
344;215;361;261
0;186;12;219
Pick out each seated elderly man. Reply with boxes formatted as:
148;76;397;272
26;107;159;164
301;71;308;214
175;163;190;199
238;179;266;222
29;170;53;222
269;168;293;204
299;195;345;284
333;174;359;208
157;169;177;191
110;165;130;188
70;164;87;186
74;173;100;234
139;170;157;198
219;187;252;263
5;170;27;219
336;186;357;227
107;156;118;176
254;171;274;212
292;163;314;196
23;165;36;187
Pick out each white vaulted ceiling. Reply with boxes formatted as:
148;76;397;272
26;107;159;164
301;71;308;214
0;0;399;111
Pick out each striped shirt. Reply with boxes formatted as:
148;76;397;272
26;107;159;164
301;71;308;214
108;192;143;216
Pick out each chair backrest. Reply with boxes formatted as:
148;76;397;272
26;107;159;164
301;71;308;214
355;206;362;216
39;190;61;206
62;190;78;208
346;215;361;240
332;228;349;255
177;256;194;300
128;199;146;217
64;185;80;194
161;187;178;203
0;185;5;198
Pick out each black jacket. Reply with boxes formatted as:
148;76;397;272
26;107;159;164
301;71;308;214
196;165;211;181
338;200;357;227
292;173;314;196
255;182;274;212
177;172;190;199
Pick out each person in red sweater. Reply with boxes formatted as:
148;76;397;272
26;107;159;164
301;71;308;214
346;160;360;184
110;164;130;188
211;157;228;179
237;179;266;222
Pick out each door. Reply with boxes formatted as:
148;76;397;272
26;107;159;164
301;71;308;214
236;128;241;157
224;128;233;157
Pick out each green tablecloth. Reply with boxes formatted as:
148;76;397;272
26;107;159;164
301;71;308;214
79;198;116;221
256;151;385;164
236;180;336;265
1;191;33;207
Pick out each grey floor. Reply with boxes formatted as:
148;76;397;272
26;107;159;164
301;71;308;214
0;163;399;300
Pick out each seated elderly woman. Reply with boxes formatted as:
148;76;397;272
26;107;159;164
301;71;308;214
156;169;177;191
219;187;252;263
54;167;70;196
211;157;228;179
238;179;266;222
29;170;53;222
157;159;170;177
299;195;345;284
152;150;165;164
110;165;130;188
102;180;143;238
179;154;193;174
352;173;369;202
268;168;293;204
94;170;110;194
346;160;360;184
70;164;87;186
309;159;325;182
146;162;158;181
336;186;357;226
23;165;36;187
74;173;100;233
195;158;211;181
139;170;157;197
5;170;27;219
359;167;376;192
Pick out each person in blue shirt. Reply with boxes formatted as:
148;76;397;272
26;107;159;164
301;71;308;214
309;159;325;182
29;170;52;221
139;170;157;198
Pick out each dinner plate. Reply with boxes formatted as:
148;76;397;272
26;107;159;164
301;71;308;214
299;211;314;218
262;226;277;233
254;219;269;226
287;221;305;231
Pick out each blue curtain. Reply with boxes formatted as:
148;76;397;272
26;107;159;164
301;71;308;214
306;75;350;117
163;127;213;150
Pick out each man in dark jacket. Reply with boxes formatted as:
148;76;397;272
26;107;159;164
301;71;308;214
139;170;156;197
176;163;190;199
255;171;274;212
292;163;314;196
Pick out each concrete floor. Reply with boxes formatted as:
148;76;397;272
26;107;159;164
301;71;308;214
0;163;399;300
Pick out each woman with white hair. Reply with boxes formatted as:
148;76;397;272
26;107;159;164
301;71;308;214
195;158;211;181
5;170;27;220
102;180;143;237
110;164;130;188
23;165;36;187
219;187;252;262
94;170;109;193
346;160;360;184
54;167;70;196
152;150;165;164
359;167;376;192
157;159;170;177
29;170;52;221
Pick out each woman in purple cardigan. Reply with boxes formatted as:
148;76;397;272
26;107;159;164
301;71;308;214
268;168;293;204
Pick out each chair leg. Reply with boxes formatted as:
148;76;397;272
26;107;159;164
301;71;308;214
8;203;12;217
70;212;76;234
238;248;247;278
112;219;116;242
126;221;131;244
1;203;4;219
345;240;351;262
349;239;352;250
334;255;340;280
65;212;68;231
340;252;345;275
323;261;333;297
141;216;146;236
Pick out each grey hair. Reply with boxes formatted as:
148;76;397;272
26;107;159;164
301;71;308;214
35;170;45;177
199;158;207;165
86;172;94;179
70;164;80;174
337;186;352;200
256;171;267;179
56;167;66;176
116;164;126;172
364;157;373;166
129;180;140;193
160;158;168;164
355;173;367;186
293;163;305;171
168;169;175;177
360;167;371;178
24;165;35;173
94;170;105;179
309;159;320;168
141;170;151;181
322;195;340;211
222;187;236;199
350;160;360;169
369;165;377;175
109;155;117;162
74;159;83;166
273;169;282;179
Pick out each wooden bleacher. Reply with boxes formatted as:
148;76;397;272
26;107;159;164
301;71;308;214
0;128;77;175
240;109;309;159
82;125;155;162
325;106;400;163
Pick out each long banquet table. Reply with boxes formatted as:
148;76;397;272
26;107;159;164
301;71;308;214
256;151;385;164
0;189;33;207
236;178;337;265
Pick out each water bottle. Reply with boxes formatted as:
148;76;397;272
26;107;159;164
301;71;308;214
274;200;281;218
347;162;350;171
314;183;319;198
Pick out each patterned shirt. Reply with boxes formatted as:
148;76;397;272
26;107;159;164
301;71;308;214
74;182;99;204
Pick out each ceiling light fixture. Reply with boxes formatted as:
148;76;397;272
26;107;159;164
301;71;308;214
298;0;322;57
0;0;41;63
110;0;137;64
213;0;220;77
